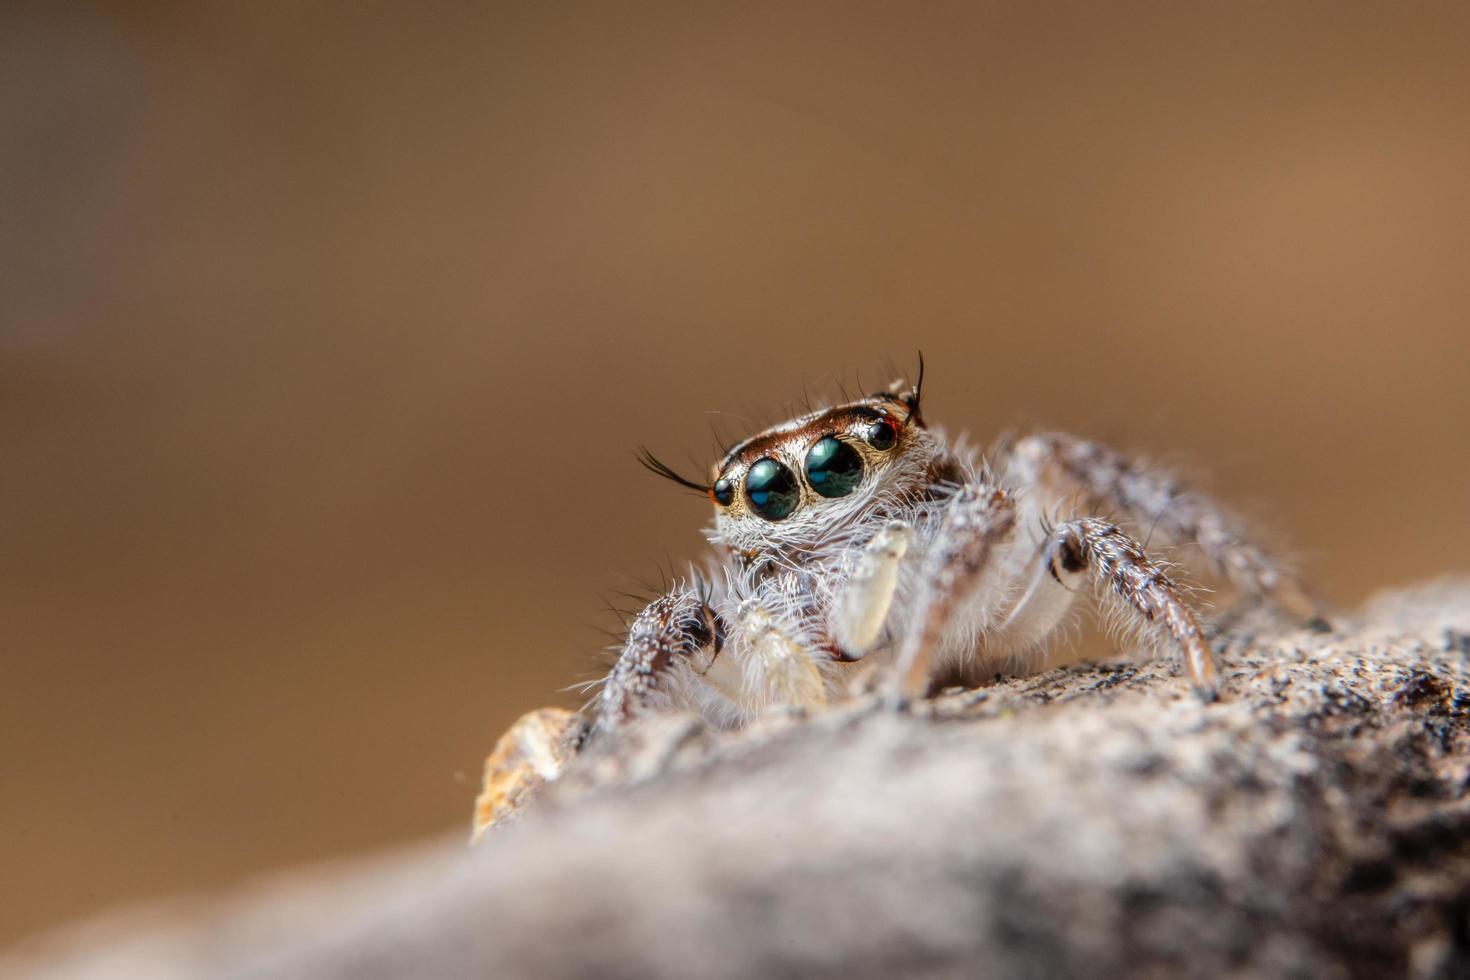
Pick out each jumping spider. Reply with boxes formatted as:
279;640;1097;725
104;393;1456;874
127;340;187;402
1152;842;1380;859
473;362;1316;834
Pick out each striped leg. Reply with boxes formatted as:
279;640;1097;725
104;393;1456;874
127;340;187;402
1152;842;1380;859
1051;518;1218;700
892;484;1019;701
594;587;722;737
1004;433;1317;622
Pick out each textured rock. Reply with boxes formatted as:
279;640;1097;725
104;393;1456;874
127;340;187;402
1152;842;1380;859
5;580;1469;979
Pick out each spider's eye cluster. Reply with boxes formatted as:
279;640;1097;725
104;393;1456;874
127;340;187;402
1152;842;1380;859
711;416;902;522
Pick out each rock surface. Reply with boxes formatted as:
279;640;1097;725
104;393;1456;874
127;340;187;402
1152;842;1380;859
5;579;1469;979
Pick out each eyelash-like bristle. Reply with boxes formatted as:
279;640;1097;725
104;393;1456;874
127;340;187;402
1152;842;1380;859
636;446;710;494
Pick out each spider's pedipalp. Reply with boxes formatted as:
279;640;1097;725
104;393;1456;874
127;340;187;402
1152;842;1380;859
833;520;913;661
733;595;829;712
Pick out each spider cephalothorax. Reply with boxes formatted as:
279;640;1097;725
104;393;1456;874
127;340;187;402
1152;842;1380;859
654;381;951;571
474;363;1318;835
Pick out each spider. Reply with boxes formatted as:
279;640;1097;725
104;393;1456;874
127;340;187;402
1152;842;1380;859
473;361;1317;834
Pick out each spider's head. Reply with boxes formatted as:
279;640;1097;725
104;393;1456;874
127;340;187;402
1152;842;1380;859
638;364;947;561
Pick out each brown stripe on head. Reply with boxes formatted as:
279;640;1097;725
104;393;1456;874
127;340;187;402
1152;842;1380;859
717;395;922;475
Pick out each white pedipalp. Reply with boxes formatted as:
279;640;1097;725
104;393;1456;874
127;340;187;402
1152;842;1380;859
833;520;913;659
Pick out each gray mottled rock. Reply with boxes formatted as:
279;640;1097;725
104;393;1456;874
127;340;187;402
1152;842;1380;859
5;579;1469;979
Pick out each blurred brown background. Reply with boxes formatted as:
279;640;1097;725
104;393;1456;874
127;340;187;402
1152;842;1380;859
3;0;1469;947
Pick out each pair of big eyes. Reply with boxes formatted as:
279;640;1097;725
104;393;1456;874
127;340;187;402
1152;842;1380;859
712;420;898;521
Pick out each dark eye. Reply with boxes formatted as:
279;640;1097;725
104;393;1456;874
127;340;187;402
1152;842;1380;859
804;436;864;499
865;417;899;451
744;458;799;520
711;478;735;506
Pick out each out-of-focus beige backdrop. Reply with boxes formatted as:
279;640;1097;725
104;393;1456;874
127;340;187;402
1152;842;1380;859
3;1;1468;946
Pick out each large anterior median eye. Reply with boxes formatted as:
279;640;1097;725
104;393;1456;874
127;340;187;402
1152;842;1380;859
744;457;799;520
804;436;864;499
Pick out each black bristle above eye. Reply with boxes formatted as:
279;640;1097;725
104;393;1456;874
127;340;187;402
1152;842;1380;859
905;350;925;426
636;447;710;495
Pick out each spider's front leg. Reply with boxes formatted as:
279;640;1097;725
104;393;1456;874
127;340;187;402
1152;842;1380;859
1003;432;1319;622
474;585;725;838
1047;517;1218;699
891;483;1020;701
593;586;727;738
596;573;837;735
